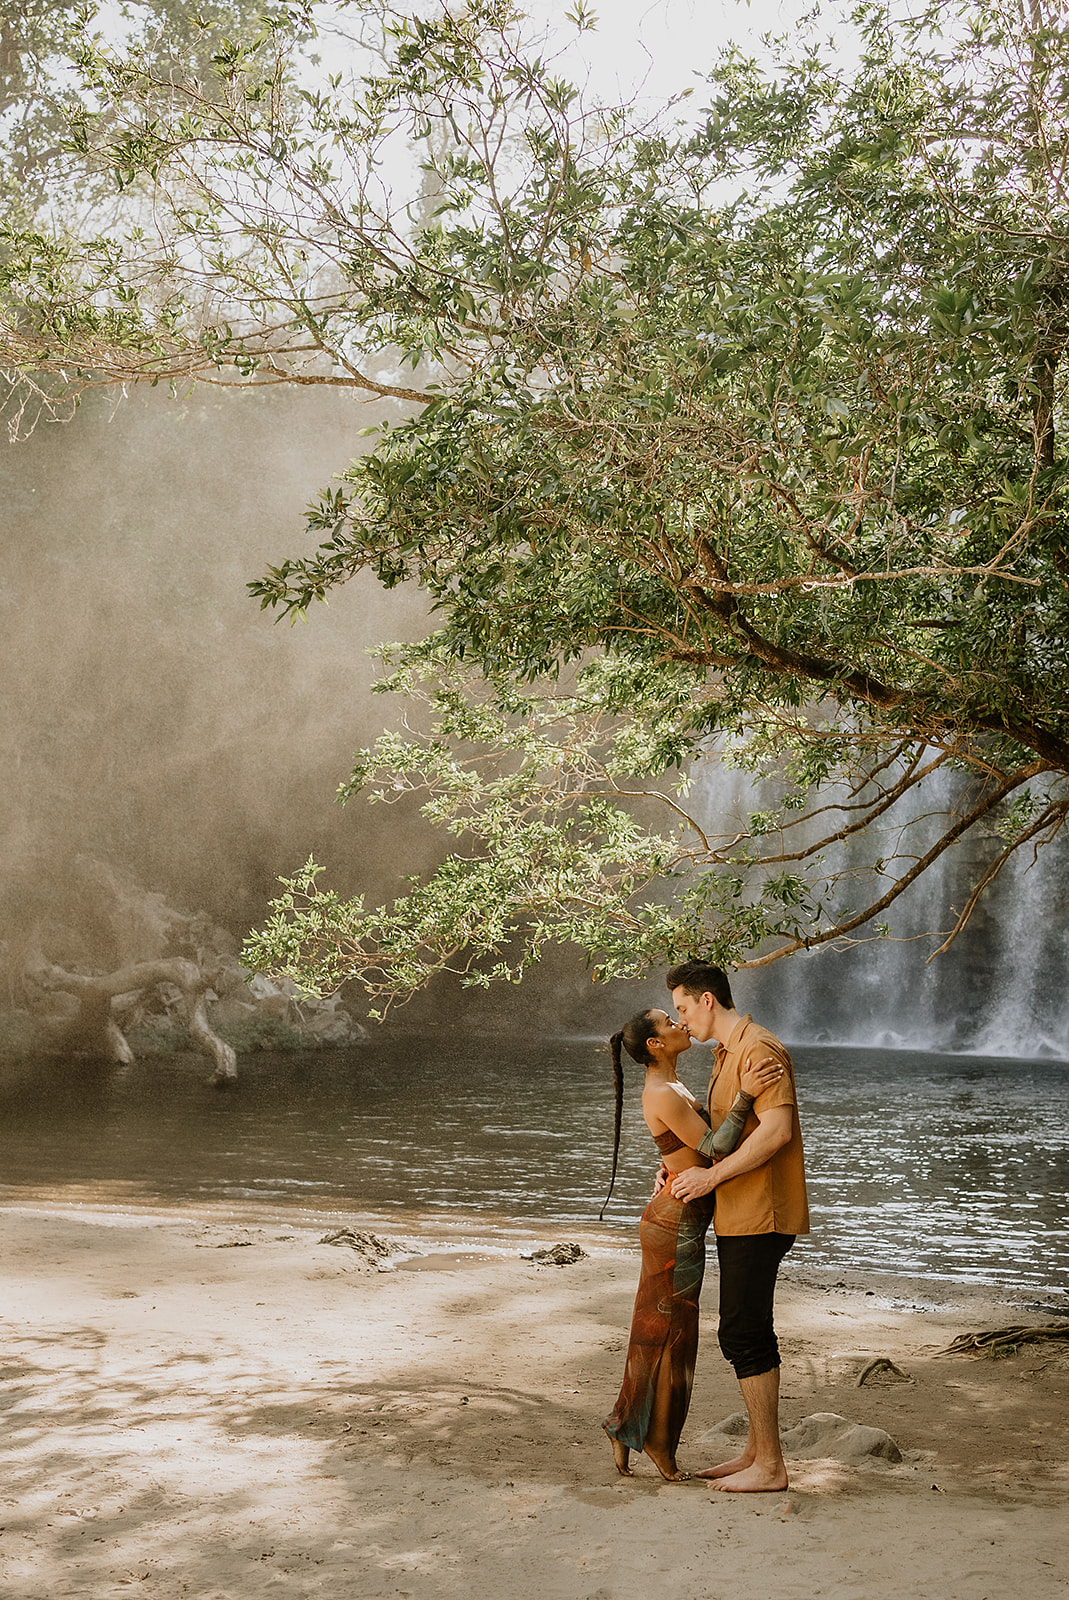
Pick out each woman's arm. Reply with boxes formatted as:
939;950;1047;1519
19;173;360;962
643;1084;713;1151
695;1056;784;1160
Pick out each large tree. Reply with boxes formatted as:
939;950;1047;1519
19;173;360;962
4;0;1069;1006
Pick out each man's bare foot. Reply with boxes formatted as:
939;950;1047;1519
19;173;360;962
695;1450;754;1480
609;1437;633;1476
715;1463;789;1493
643;1446;691;1482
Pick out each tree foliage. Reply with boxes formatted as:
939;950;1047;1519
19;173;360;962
4;0;1069;1004
0;0;319;427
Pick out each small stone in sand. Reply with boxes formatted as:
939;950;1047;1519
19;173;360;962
781;1412;903;1463
706;1412;750;1439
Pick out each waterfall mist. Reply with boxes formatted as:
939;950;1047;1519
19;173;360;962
2;387;437;1016
0;386;641;1037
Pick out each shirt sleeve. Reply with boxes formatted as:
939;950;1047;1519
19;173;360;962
747;1041;798;1114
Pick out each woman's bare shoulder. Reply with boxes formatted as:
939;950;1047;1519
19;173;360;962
641;1080;673;1110
643;1079;680;1102
643;1081;700;1114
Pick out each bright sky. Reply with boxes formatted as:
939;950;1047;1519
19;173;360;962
85;0;858;223
521;0;854;108
89;0;852;115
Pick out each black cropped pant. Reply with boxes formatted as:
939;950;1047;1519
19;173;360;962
715;1232;795;1380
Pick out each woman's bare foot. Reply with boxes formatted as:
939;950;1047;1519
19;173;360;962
643;1446;691;1482
609;1437;633;1476
715;1463;789;1493
696;1450;753;1480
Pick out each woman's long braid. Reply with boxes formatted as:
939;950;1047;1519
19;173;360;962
598;1032;626;1220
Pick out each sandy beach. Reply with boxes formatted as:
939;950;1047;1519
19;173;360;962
1;1203;1067;1600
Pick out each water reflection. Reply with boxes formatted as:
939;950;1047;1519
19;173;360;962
0;1040;1066;1291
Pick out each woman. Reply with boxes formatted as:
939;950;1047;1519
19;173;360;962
602;1008;782;1481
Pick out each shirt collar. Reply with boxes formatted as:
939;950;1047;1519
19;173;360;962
715;1014;752;1058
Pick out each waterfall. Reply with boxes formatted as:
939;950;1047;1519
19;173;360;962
690;754;1069;1061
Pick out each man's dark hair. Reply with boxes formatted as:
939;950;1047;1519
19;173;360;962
665;959;734;1009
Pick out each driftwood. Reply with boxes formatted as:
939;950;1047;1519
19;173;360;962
32;957;237;1085
937;1323;1069;1358
856;1357;913;1386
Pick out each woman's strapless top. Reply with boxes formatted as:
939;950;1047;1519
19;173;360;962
651;1103;710;1155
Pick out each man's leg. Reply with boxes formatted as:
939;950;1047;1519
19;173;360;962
697;1233;793;1490
717;1367;787;1491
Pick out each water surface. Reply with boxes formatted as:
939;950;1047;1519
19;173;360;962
0;1039;1066;1292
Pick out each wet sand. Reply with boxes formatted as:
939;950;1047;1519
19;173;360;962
1;1204;1067;1599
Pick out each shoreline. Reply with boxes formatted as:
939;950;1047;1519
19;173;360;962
4;1041;1067;1301
2;1203;1068;1599
3;1191;1067;1312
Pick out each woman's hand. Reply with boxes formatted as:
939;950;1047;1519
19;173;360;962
740;1055;785;1097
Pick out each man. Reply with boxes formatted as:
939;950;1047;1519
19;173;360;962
667;959;808;1492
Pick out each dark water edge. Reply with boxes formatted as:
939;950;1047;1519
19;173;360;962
0;1037;1067;1295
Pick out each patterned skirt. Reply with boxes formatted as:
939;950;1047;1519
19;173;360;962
604;1184;715;1454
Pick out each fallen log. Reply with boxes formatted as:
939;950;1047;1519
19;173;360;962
32;957;238;1085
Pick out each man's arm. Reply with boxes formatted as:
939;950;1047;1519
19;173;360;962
670;1106;794;1203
